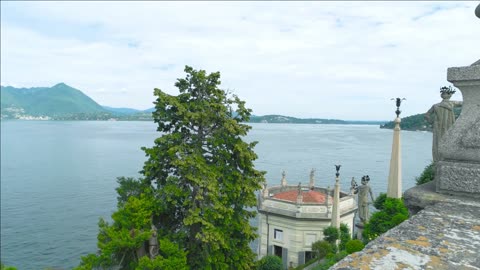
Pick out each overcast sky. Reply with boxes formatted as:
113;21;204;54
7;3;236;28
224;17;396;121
1;1;479;120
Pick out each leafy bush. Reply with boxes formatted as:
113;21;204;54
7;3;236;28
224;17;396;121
415;162;435;185
345;239;365;254
338;224;351;251
334;250;348;261
363;198;409;243
0;263;17;270
322;226;339;244
311;240;333;260
373;193;387;210
257;255;283;270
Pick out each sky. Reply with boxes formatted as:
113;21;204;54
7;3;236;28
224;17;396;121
1;1;479;121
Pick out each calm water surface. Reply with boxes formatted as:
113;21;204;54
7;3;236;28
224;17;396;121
0;121;432;269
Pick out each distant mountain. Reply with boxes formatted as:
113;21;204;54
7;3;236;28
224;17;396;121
1;83;110;119
102;106;140;115
143;107;155;113
0;83;387;124
249;114;386;125
380;106;462;131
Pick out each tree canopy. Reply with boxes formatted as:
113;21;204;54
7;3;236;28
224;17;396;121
76;66;265;269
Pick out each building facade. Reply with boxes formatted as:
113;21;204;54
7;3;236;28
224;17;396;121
257;175;357;269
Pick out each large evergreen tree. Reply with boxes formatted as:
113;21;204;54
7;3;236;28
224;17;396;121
141;66;265;269
76;66;264;269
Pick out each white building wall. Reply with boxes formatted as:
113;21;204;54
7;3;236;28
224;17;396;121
258;213;339;268
257;197;357;268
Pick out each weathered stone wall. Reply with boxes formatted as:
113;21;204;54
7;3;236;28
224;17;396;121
331;193;480;270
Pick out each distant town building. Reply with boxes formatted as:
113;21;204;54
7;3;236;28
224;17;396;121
257;171;357;269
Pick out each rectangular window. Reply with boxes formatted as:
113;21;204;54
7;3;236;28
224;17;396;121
305;251;314;263
274;229;283;241
274;245;283;258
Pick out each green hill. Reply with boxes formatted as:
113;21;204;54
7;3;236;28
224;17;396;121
102;106;140;115
1;83;110;119
249;114;385;125
380;106;462;131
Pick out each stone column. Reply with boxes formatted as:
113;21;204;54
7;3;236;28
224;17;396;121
436;61;480;198
309;168;315;189
331;168;341;229
387;117;402;198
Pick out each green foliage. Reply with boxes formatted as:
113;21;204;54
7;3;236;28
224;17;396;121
310;249;348;270
140;66;265;269
75;190;188;270
338;223;351;251
311;240;333;260
135;240;188;270
415;162;435;186
363;198;409;243
373;193;387;210
115;177;150;207
345;239;365;254
334;250;348;261
76;66;265;269
322;226;339;244
0;262;17;270
256;255;283;270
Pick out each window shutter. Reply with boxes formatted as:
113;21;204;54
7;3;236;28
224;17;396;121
282;247;288;269
298;251;305;265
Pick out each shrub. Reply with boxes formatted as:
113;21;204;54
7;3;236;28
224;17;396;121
257;255;283;270
345;239;365;254
334;250;348;261
373;193;387;210
416;162;435;185
338;223;351;251
363;197;409;243
0;263;17;270
322;226;339;244
311;240;333;260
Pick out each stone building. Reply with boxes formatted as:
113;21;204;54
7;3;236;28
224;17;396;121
257;172;357;269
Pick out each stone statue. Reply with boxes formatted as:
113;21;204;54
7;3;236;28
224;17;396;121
350;177;358;195
262;183;269;198
309;168;315;189
353;175;374;224
425;86;463;162
149;223;159;258
281;170;287;187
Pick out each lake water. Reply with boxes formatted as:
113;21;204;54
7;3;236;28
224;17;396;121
0;121;432;269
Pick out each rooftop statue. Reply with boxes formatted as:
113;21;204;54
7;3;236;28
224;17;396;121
424;86;463;162
309;168;315;189
352;175;374;224
350;177;358;195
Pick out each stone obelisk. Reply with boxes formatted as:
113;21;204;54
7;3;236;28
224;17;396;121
331;165;341;229
387;99;404;198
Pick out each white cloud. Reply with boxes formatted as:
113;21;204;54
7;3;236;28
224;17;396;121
1;1;479;119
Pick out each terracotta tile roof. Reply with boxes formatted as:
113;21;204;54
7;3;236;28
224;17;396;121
273;190;330;204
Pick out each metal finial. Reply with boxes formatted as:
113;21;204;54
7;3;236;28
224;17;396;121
335;165;341;177
391;98;406;118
